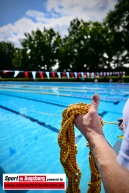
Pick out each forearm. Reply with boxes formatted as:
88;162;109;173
87;130;129;193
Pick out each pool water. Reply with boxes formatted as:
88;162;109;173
0;81;128;193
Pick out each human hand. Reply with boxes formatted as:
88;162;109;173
118;118;124;132
74;94;104;141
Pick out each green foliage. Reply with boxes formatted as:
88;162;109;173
103;0;129;67
20;28;62;71
0;42;15;70
0;0;129;72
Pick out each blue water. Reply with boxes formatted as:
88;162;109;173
0;81;128;193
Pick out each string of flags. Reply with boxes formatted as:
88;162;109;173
0;70;125;80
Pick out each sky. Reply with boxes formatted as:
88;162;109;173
0;0;118;47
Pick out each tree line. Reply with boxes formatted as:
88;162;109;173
0;0;129;73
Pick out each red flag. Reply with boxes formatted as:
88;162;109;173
24;71;28;79
62;72;66;77
84;72;87;78
2;70;8;74
39;71;44;79
52;72;55;77
78;72;81;77
70;72;74;77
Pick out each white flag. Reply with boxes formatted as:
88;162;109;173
32;71;36;80
81;72;84;78
57;72;61;78
66;72;70;78
100;72;103;76
87;72;89;77
46;72;50;79
74;72;77;78
14;71;19;77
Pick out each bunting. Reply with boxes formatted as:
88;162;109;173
66;72;70;78
39;71;44;79
57;72;61;78
0;70;125;80
62;72;66;77
91;72;94;78
96;72;99;77
52;72;56;77
104;72;106;77
78;72;81;78
2;70;8;74
84;72;87;78
70;72;74;78
81;72;84;78
24;71;29;79
100;72;103;77
74;72;77;78
87;72;90;77
14;71;19;77
46;72;50;79
32;71;36;80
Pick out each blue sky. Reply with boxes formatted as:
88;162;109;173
0;0;118;47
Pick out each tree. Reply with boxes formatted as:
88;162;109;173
0;41;16;70
58;18;107;72
12;48;22;70
20;28;62;71
103;0;129;68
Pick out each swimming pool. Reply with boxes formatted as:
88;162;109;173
0;81;128;193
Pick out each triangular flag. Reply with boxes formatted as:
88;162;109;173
24;71;28;79
46;72;50;79
104;72;106;76
62;72;66;77
100;72;103;76
78;72;81;77
14;71;19;77
84;72;87;78
87;72;89;77
74;72;77;78
57;72;61;78
70;72;74;77
2;70;8;74
32;71;36;80
95;72;99;77
66;72;70;78
81;72;84;78
39;71;44;78
91;72;94;78
52;72;55;77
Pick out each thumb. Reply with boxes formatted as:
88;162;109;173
90;94;100;111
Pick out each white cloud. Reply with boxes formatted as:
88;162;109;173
0;18;44;47
0;0;118;47
46;0;117;20
26;10;45;22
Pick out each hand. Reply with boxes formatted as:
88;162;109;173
118;118;124;132
74;94;104;141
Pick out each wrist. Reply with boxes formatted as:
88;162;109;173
84;129;105;144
